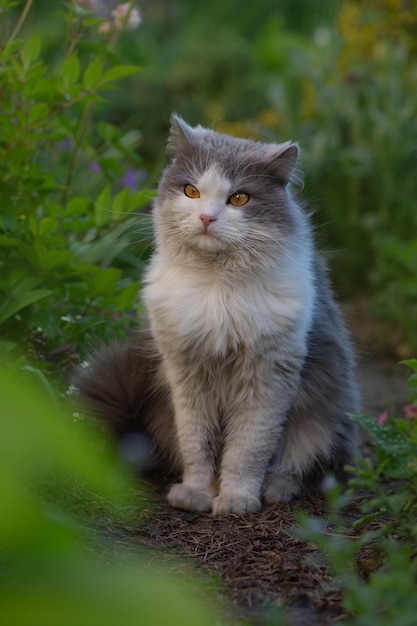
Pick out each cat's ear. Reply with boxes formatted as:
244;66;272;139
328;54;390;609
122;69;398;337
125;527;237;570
269;142;300;185
167;114;196;155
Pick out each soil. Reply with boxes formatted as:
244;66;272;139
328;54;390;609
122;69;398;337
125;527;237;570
105;352;409;626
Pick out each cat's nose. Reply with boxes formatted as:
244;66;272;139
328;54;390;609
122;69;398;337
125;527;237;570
199;213;217;230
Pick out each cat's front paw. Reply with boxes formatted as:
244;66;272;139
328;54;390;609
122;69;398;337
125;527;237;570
263;472;301;504
167;483;213;513
212;494;261;516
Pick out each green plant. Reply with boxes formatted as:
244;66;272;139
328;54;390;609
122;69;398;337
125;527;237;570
0;363;216;626
0;0;153;366
300;359;417;625
349;359;417;540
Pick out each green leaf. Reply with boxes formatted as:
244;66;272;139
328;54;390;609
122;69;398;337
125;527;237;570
0;340;17;353
83;57;103;90
115;282;139;310
352;414;410;454
94;185;111;227
101;65;141;84
0;288;52;325
65;197;90;216
96;121;120;141
0;368;217;626
129;189;156;211
0;235;20;247
36;248;75;271
22;365;57;403
401;359;417;374
91;267;121;297
21;32;41;70
112;187;130;214
29;103;49;124
62;53;80;89
39;217;57;237
9;275;42;294
0;366;134;513
351;413;417;478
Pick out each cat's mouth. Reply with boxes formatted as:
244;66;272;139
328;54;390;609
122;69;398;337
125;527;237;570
193;228;227;252
197;231;219;242
199;229;218;238
196;223;220;239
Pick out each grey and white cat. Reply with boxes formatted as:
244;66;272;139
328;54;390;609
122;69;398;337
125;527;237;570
76;115;359;515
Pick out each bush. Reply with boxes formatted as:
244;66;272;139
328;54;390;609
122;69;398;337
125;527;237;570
301;359;417;625
0;0;153;369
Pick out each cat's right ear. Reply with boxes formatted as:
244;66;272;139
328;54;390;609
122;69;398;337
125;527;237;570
167;114;196;155
269;142;302;187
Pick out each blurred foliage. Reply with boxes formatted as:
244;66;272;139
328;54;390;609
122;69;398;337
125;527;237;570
0;0;153;370
350;359;417;540
1;0;416;356
0;364;216;626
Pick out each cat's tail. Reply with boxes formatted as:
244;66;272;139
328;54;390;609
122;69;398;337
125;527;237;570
73;336;181;474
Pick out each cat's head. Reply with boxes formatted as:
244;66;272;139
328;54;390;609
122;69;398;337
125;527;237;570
154;115;304;264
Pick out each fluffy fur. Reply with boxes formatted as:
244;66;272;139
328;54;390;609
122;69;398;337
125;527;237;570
76;115;359;515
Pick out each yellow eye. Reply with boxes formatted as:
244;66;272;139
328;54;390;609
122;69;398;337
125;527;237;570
228;191;250;207
184;184;200;199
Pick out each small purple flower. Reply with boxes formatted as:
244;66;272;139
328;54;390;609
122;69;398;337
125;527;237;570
58;138;73;152
90;160;102;173
122;168;140;190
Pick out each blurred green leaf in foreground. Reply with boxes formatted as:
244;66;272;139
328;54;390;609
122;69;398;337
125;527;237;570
0;365;215;626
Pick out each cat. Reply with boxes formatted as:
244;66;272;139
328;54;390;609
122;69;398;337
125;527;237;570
76;114;359;516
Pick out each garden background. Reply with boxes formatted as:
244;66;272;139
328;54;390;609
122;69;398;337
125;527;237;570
1;1;417;625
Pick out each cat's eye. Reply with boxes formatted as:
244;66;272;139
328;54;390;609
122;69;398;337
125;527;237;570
228;191;250;207
184;184;200;199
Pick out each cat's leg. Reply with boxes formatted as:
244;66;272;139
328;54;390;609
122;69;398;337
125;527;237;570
263;412;356;504
165;377;219;513
212;354;301;516
263;467;303;504
263;349;359;504
213;410;277;515
262;413;308;504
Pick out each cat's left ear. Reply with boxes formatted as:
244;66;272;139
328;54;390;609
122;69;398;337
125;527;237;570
167;114;197;155
269;142;300;185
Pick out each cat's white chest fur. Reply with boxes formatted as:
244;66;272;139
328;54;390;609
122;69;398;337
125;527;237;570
145;152;316;357
144;255;315;356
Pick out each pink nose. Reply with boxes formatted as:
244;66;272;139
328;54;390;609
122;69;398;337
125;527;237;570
199;213;217;229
